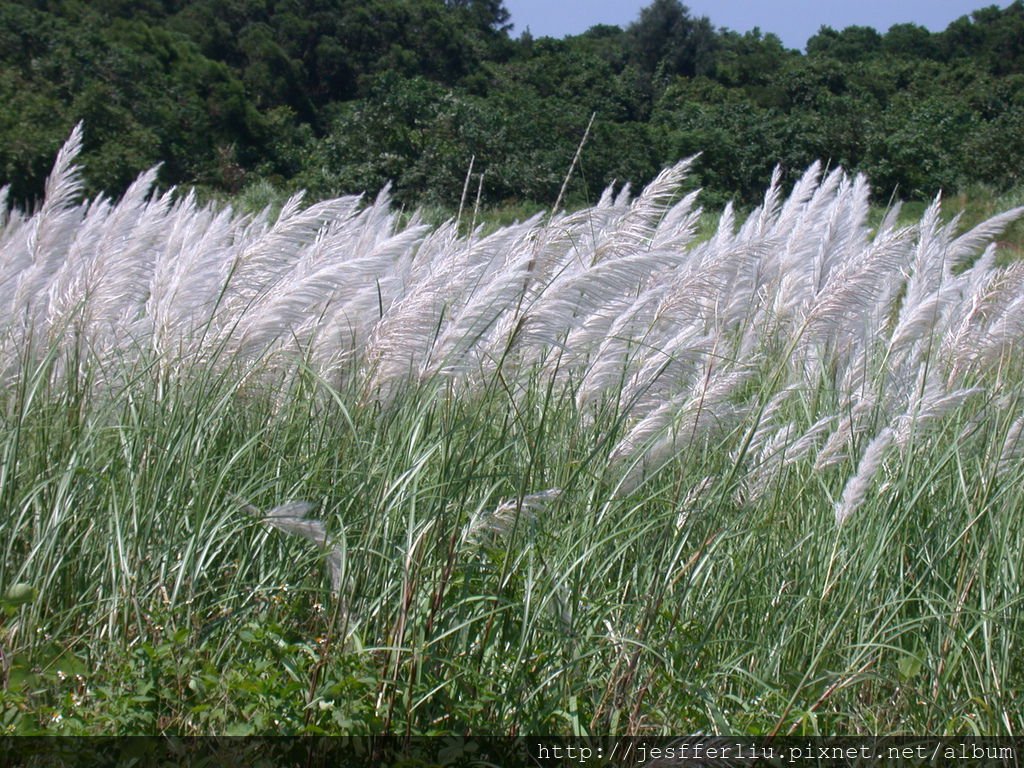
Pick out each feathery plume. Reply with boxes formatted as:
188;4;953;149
834;427;894;525
462;489;562;546
239;498;343;593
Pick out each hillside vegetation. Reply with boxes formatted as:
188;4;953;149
1;0;1023;209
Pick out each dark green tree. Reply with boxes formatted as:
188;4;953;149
882;23;939;60
626;0;718;78
807;25;883;62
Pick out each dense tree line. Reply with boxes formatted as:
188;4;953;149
2;0;1022;208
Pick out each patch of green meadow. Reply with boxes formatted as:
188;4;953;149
1;339;1022;736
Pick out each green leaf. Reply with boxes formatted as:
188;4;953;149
897;651;924;681
3;583;37;606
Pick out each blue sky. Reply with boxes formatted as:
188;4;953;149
501;0;1011;51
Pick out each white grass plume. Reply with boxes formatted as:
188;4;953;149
999;413;1024;478
238;497;343;593
7;128;1024;527
834;427;894;525
462;489;562;546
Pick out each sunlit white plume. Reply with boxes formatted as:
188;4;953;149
4;126;1024;524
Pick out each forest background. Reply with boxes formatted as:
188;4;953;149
2;0;1023;212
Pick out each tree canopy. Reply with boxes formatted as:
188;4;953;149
1;0;1022;208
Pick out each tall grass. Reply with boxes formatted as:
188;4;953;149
1;126;1023;735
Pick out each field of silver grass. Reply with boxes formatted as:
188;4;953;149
2;126;1023;733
